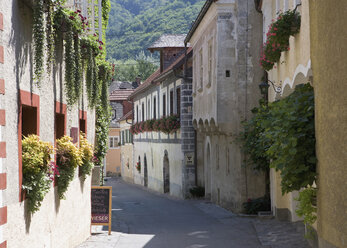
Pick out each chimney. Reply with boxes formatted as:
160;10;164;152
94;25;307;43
135;76;141;85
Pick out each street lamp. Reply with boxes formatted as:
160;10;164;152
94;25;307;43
259;79;282;101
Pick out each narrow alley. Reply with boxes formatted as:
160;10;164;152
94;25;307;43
78;178;309;248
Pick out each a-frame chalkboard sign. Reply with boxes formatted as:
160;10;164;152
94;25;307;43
91;186;112;235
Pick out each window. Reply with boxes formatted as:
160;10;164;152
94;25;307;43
121;131;125;145
55;113;65;140
136;105;139;122
147;99;151;119
153;96;157;119
19;90;40;202
193;55;196;94
208;40;213;85
162;94;166;117
170;90;174;116
109;136;119;148
22;105;38;137
276;0;281;15
142;103;145;121
199;48;203;89
79;110;87;135
176;87;181;116
216;144;219;170
284;0;289;11
112;109;116;120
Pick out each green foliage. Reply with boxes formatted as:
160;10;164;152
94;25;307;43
266;84;316;193
260;10;301;71
241;100;270;171
79;132;94;180
243;195;271;215
113;58;158;82
189;186;205;198
106;0;204;60
56;136;82;199
295;187;317;225
22;135;54;213
33;0;45;83
241;83;316;194
94;103;111;167
31;2;112;108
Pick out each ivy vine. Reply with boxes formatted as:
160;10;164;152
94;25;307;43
241;83;316;223
33;0;45;83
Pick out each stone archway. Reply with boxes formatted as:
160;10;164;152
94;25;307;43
144;154;148;187
163;151;170;194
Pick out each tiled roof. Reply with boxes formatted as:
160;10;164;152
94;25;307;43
109;89;134;101
128;69;161;99
148;34;186;49
118;110;133;122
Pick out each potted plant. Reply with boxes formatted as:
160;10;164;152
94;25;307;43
136;161;141;172
55;136;82;199
22;135;54;213
79;132;94;180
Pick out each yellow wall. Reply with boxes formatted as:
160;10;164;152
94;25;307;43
265;1;311;222
310;1;347;247
105;128;121;174
119;119;134;183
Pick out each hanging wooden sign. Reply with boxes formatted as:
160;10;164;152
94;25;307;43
91;186;112;235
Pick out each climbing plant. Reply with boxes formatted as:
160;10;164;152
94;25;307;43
33;0;45;83
31;1;112;108
241;83;316;222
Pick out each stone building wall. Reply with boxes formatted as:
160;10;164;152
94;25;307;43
189;0;266;212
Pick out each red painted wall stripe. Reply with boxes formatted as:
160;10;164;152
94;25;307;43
0;142;5;158
0;241;7;248
0;110;5;126
0;207;7;225
0;174;6;190
0;79;4;95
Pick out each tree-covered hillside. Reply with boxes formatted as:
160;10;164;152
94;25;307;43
106;0;204;60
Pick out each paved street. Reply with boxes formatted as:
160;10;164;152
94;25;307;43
77;178;309;248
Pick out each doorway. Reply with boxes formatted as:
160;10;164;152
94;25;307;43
163;151;170;193
144;154;148;187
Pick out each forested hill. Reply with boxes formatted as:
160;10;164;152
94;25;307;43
106;0;205;60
